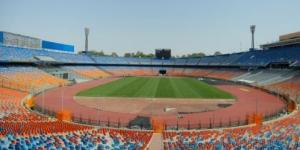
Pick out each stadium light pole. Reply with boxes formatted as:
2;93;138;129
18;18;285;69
84;28;90;54
250;25;256;50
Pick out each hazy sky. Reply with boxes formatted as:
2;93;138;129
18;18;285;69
1;0;300;56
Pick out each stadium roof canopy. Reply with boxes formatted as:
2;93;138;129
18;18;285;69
261;31;300;49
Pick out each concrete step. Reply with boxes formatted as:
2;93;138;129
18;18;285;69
147;133;163;150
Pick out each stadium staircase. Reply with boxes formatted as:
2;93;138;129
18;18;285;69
148;133;164;150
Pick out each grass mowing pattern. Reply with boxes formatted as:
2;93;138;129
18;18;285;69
77;77;234;99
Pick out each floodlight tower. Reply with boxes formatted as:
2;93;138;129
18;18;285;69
84;27;90;53
250;25;256;50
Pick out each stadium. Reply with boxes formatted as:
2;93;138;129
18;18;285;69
0;28;300;149
1;1;300;149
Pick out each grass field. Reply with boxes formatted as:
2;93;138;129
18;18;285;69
76;77;234;99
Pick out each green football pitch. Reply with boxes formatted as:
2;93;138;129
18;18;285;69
76;77;234;99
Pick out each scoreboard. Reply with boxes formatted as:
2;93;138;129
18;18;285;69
155;49;171;59
1;31;41;49
0;31;74;53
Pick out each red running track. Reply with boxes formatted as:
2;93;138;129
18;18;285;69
35;77;286;128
